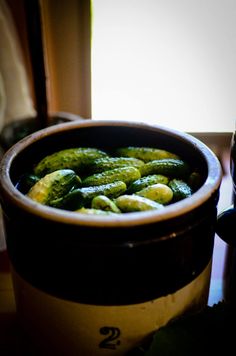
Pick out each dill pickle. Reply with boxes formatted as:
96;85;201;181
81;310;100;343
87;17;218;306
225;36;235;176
115;195;164;212
82;166;141;187
135;183;173;204
51;181;127;210
140;159;190;178
87;156;144;173
168;179;192;202
27;169;81;205
25;144;199;215
91;195;121;213
187;171;203;192
127;174;169;194
16;173;40;194
34;147;108;177
75;208;117;215
115;146;180;162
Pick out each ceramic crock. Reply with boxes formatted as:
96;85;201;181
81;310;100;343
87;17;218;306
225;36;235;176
0;120;222;355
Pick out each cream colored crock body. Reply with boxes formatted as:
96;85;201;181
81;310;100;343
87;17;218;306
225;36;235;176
12;261;211;356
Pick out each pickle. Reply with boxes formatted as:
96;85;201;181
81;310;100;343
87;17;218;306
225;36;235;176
86;156;145;173
51;181;127;210
140;159;190;178
16;173;40;194
127;174;169;194
115;146;180;162
27;169;81;205
23;145;199;216
115;195;164;212
75;208;117;215
34;147;108;177
187;171;203;192
135;183;173;204
168;179;192;202
82;166;141;187
91;195;121;213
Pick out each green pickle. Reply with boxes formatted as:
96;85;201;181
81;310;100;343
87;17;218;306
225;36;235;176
34;147;108;177
27;169;81;205
82;166;141;187
188;171;203;192
75;208;117;215
127;174;169;194
115;146;180;162
86;156;145;173
168;179;192;202
91;195;121;213
140;159;190;178
16;173;40;194
115;195;164;212
135;183;173;205
51;181;127;210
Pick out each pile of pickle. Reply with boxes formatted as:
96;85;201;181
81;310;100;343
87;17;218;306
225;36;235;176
16;146;203;215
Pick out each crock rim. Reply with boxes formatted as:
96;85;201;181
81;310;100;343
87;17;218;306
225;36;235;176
0;119;222;228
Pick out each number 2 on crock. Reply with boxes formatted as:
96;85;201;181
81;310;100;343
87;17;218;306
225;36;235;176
99;326;121;349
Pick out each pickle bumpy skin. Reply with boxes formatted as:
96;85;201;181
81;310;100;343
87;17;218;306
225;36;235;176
115;195;164;212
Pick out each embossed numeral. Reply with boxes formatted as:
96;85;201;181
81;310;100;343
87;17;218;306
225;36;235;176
99;326;121;349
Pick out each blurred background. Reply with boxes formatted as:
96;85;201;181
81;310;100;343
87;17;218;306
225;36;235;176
1;0;235;133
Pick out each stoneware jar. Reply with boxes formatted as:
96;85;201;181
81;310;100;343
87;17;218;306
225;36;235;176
0;120;222;355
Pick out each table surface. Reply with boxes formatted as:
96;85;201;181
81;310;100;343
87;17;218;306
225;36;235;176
0;164;232;354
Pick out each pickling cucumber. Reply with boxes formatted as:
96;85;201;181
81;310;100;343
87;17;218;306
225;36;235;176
24;144;200;215
187;171;203;192
135;183;173;204
27;169;81;205
75;208;117;215
34;147;108;177
51;181;127;210
82;166;141;187
115;195;164;212
127;174;169;194
140;159;190;178
16;173;40;194
91;195;121;213
168;179;192;202
86;156;145;173
115;146;180;162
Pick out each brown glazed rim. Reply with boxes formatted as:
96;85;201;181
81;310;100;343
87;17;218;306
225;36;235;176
0;120;222;228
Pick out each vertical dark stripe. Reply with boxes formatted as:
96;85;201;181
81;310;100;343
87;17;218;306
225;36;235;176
24;0;48;128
